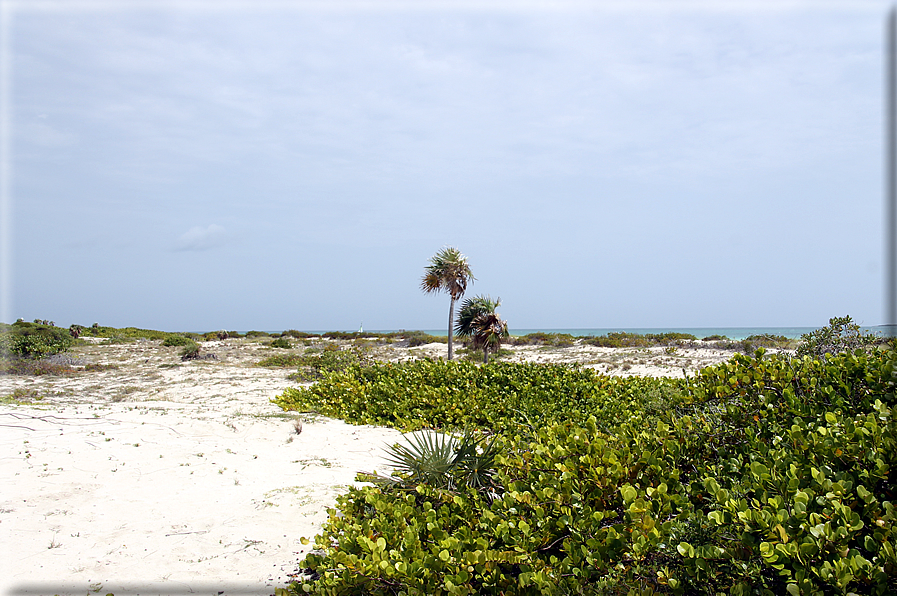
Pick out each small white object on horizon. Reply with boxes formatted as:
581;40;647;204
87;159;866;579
358;323;363;333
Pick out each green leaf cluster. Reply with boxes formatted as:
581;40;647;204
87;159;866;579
282;348;897;595
0;321;73;358
374;430;500;494
273;360;666;433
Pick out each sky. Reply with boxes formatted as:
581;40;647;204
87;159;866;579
1;0;892;332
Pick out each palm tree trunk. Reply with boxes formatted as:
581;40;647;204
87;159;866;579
483;348;488;364
447;297;455;360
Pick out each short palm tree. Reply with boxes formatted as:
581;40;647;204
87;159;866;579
380;429;499;495
421;247;474;361
455;295;509;364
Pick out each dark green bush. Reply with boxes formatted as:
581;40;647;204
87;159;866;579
161;335;194;347
280;330;316;339
78;325;172;340
1;322;73;358
246;330;272;338
584;332;650;348
270;337;292;349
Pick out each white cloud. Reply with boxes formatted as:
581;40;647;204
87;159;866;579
174;224;228;251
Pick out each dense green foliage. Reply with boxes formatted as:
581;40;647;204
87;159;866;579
271;337;293;349
0;321;73;357
279;349;897;595
274;359;666;433
162;334;195;347
78;324;177;340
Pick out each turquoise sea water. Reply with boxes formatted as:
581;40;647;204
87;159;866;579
295;326;887;341
406;328;821;341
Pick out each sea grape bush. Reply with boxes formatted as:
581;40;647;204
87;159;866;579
796;315;884;359
274;360;667;433
280;348;897;595
0;321;73;358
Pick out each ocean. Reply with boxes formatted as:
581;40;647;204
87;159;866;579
304;326;888;341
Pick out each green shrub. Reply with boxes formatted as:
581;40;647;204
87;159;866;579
584;332;650;348
287;344;371;382
282;348;897;596
274;359;666;433
645;332;697;344
244;330;271;338
1;322;73;358
583;332;697;348
270;337;292;349
179;342;200;360
281;329;316;339
162;335;194;347
78;325;172;340
511;332;576;347
797;315;884;358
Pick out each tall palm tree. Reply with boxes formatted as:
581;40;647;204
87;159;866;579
455;295;509;364
421;247;474;361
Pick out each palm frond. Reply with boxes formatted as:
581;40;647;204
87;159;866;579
380;429;498;494
420;247;475;298
382;430;459;489
455;295;501;337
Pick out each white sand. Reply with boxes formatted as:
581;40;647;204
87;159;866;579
0;337;742;595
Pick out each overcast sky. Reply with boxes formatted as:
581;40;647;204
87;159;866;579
2;0;891;332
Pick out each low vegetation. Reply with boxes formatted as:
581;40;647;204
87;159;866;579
276;318;897;596
286;344;372;382
161;335;195;347
0;320;73;358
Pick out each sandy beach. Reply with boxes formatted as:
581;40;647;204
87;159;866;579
0;336;744;596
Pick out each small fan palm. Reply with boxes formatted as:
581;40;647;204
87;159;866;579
381;429;499;494
421;247;474;361
455;295;509;363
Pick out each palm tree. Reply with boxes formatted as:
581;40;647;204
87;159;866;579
455;295;509;364
421;247;474;361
